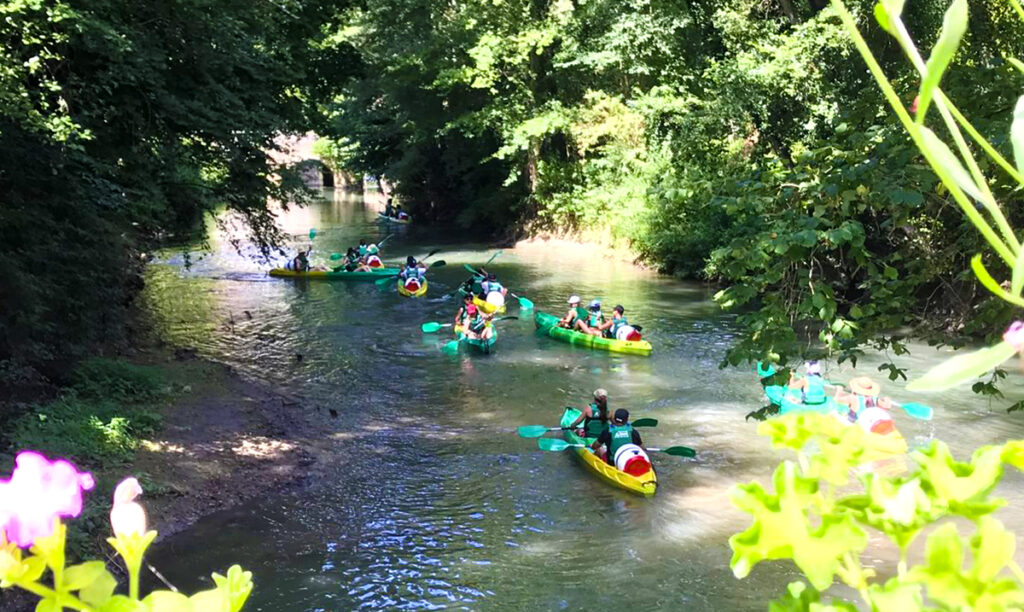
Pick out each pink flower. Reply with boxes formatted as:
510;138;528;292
1004;321;1024;352
110;478;147;538
0;451;94;547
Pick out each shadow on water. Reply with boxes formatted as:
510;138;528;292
143;189;1024;610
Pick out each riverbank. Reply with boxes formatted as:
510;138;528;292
515;228;651;270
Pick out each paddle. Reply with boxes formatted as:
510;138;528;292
517;418;659;438
536;438;696;458
421;322;453;333
822;381;933;421
374;250;444;286
510;292;534;310
377;233;395;247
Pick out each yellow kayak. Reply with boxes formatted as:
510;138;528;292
397;278;428;298
269;267;398;280
560;408;657;497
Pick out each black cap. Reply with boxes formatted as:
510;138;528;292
613;409;629;423
614;305;624;314
487;273;496;280
407;255;416;265
463;293;473;301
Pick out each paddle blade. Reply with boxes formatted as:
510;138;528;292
485;251;503;266
652;446;696;458
421;322;444;333
537;438;573;452
441;340;461;355
632;418;658;428
517;425;551;438
517;296;535;310
900;402;934;420
430;260;446;268
309;228;317;241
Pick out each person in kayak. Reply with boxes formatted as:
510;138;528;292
591;408;644;466
788;360;827;406
285;247;312;272
364;244;383;268
399;256;426;281
599;305;643;341
480;273;507;308
395;204;409;220
557;295;587;329
357;239;369;257
461;304;494;341
333;247;371;273
835;376;895;434
568;388;611;438
454;293;475;327
579;299;605;336
384;198;395;217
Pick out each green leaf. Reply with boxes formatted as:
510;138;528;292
916;0;968;122
211;565;254;612
914;442;1004;509
1012;95;1024;177
971;516;1015;582
907;523;970;608
79;567;118;608
874;0;906;36
906;340;1017;392
919;126;985;202
767;582;821;612
1009;57;1024;75
189;589;231;612
35;599;60;612
867;579;923;611
96;596;144;612
1011;244;1024;296
62;561;107;591
143;591;194;612
970;254;1024;307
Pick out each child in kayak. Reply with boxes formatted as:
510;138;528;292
579;300;605;336
599;305;643;341
333;248;371;273
454;294;474;328
461;305;494;341
835;377;896;435
787;360;828;406
479;273;507;309
591;408;645;466
567;389;611;438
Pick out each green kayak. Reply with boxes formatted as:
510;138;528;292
454;325;497;353
534;311;652;356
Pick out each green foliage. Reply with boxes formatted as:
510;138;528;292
731;413;1024;610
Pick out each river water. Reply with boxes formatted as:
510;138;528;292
142;189;1024;610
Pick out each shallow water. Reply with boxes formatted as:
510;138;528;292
143;189;1024;610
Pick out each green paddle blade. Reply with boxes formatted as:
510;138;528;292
375;274;398;286
632;418;658;427
430;260;446;268
493;316;519;323
441;339;461;355
649;446;696;458
484;251;502;266
517;425;553;438
421;322;445;333
900;402;933;420
329;252;342;261
517;296;535;310
463;264;484;276
308;228;317;240
538;438;579;452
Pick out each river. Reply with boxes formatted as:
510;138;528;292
142;189;1024;610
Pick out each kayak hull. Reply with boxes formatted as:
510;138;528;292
474;295;506;315
270;267;399;280
378;212;411;224
453;325;497;353
398;278;428;298
763;385;908;459
559;408;657;496
535;311;652;356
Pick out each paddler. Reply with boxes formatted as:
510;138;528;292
364;244;383;267
357;239;369;257
579;299;605;336
788;360;827;406
461;305;494;341
557;295;587;329
835;376;896;435
399;255;426;282
454;293;474;328
480;273;507;308
600;305;642;341
334;247;371;273
567;388;611;438
384;198;395;217
285;247;312;272
591;408;645;466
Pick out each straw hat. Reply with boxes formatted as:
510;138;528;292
849;377;880;396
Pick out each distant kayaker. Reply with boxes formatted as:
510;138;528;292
567;388;610;438
357;239;369;257
591;408;644;466
396;204;409;220
788;360;827;405
835;377;895;434
580;299;605;336
335;247;370;273
364;244;383;267
557;295;587;329
385;198;395;217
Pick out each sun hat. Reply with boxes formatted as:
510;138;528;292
613;408;629;423
568;295;581;304
806;360;822;375
849;376;880;396
594;388;607;400
589;299;601;308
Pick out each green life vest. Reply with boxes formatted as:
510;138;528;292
607;423;634;461
803;376;826;405
588;310;603;327
469;315;487;333
584;402;608;437
574;306;588;322
358;245;368;256
610;315;628;336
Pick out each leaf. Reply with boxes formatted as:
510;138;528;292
1012;95;1024;177
1009;57;1024;75
143;591;194;612
906;340;1017;392
189;589;231;612
874;0;906;36
35;599;60;612
970;254;1024;308
919;126;985;202
79;567;118;608
96;596;144;612
907;523;971;608
867;579;923;611
1011;245;1024;296
914;442;1004;510
62;560;107;591
916;0;968;121
971;516;1015;582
